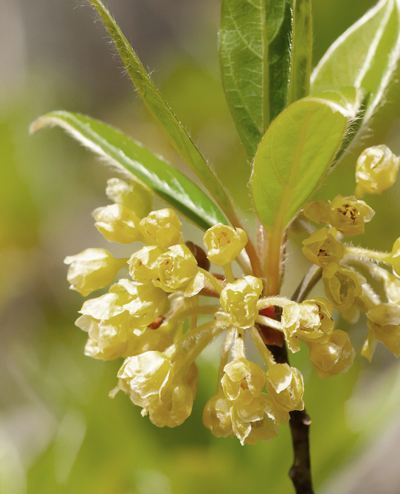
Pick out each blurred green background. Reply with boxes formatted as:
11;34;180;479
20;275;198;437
2;1;400;493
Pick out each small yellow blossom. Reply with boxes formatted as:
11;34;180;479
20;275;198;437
139;208;183;247
128;246;164;284
385;238;400;277
203;391;233;438
330;195;374;236
308;330;355;379
355;145;400;197
153;244;204;296
281;298;334;353
106;178;152;218
64;248;126;296
220;276;263;328
93;204;142;244
266;364;304;413
366;303;400;358
203;224;248;266
302;227;345;268
221;357;266;401
323;265;365;312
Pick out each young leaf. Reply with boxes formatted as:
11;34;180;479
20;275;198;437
311;0;400;122
251;89;361;235
86;0;234;218
219;0;312;158
31;111;227;230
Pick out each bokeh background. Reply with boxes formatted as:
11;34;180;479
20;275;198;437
2;1;400;493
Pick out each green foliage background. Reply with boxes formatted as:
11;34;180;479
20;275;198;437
1;1;400;493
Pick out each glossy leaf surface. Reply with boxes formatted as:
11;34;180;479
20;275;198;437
31;112;227;230
312;0;400;121
219;0;312;158
251;89;361;234
87;0;232;215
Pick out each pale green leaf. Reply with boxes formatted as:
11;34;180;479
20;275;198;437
31;111;227;230
312;0;400;122
86;0;233;217
251;89;361;234
219;0;312;158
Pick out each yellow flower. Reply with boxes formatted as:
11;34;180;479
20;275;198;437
93;204;142;244
128;245;164;284
153;244;204;296
221;357;266;401
303;196;374;237
323;265;365;312
355;145;400;197
203;391;233;438
281;298;334;353
116;352;198;427
203;224;248;266
220;277;263;328
106;178;152;219
366;303;400;358
308;330;355;379
329;195;374;236
139;208;183;247
266;364;304;413
64;248;126;296
302;227;345;268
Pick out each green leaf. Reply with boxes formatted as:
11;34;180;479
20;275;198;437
251;89;361;234
219;0;312;158
311;0;400;122
86;0;233;218
31;111;227;230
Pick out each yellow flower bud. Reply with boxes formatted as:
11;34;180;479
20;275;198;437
266;364;304;413
366;303;400;357
355;145;400;197
220;276;263;328
139;208;182;247
242;396;280;445
64;248;126;296
93;204;142;244
308;330;355;379
203;224;248;266
221;358;266;401
128;246;163;284
203;391;233;438
153;244;204;296
323;265;365;312
106;178;152;218
302;227;345;268
386;238;400;277
330;195;374;236
281;298;334;353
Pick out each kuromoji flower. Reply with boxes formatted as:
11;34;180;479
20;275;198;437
220;276;263;328
355;145;400;197
153;244;205;296
115;351;199;427
323;265;365;312
307;330;355;379
281;298;334;353
222;357;266;401
203;224;248;266
106;178;152;219
128;246;164;284
304;196;374;237
203;390;233;438
302;227;345;268
266;364;304;413
64;248;127;296
364;304;400;359
93;204;142;244
139;208;183;247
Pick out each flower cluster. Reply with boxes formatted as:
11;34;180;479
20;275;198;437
66;143;400;444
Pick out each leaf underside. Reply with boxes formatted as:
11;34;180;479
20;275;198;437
31;111;227;230
251;89;361;235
